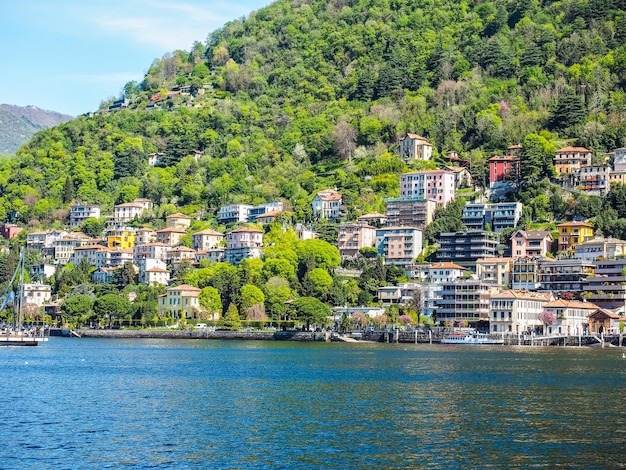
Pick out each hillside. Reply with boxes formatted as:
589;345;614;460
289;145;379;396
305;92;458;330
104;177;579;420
2;0;626;231
0;104;72;156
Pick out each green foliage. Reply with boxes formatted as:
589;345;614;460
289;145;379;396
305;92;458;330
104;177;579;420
292;297;330;329
220;302;241;330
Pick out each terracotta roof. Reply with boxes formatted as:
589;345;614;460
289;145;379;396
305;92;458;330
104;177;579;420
476;257;512;263
136;242;169;247
316;189;342;201
426;262;467;271
544;299;599;309
401;133;432;144
193;229;223;236
255;210;282;219
508;144;522;149
167;246;196;253
514;230;553;240
74;245;106;251
358;213;386;219
115;202;143;208
229;227;263;233
156;227;187;234
491;290;551;301
166;284;201;293
402;169;454;175
166;213;192;219
557;146;591;153
557;221;594;228
145;267;170;273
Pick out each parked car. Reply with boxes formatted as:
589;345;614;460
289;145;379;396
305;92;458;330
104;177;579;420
194;323;208;329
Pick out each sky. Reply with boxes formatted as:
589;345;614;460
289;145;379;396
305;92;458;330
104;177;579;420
0;0;270;117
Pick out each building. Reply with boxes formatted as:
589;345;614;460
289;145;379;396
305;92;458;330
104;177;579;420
106;227;135;249
571;165;610;196
91;267;120;284
158;284;202;320
554;146;592;177
106;248;134;267
70;204;100;228
574;237;626;261
511;256;545;291
254;211;282;224
489;291;552;334
191;229;224;251
539;258;595;293
70;244;107;267
113;201;147;224
357;213;388;227
133;242;169;264
462;202;522;232
155;227;187;247
400;170;456;207
407;262;466;283
511;230;553;259
217;204;253;224
293;223;318;240
23;283;52;307
135;228;156;246
224;227;264;265
476;257;512;287
385;197;437;228
53;233;92;266
375;227;423;267
165;213;192;230
312;189;343;220
541;299;599;335
398;133;433;162
196;248;225;264
488;155;520;187
588;309;626;334
436;231;500;270
376;283;423;305
435;280;496;328
583;258;626;310
337;223;377;259
26;230;67;252
137;258;169;286
249;202;284;222
444;166;473;189
1;223;23;239
557;221;594;252
166;246;196;267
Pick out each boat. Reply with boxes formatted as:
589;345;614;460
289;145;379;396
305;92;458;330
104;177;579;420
441;332;504;345
0;248;49;346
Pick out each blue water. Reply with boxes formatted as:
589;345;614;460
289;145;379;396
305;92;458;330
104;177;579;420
1;338;625;469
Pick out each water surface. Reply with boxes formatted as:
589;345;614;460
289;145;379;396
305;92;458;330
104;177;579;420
2;339;625;468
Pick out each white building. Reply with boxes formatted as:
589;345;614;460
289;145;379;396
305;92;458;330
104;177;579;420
407;262;466;283
398;133;433;162
489;291;552;334
69;204;101;228
191;229;224;251
23;283;52;307
312;189;343;220
218;204;253;224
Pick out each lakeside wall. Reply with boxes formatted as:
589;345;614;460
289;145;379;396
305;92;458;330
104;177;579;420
75;329;328;341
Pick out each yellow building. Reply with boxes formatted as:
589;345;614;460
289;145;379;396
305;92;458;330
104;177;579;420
557;221;594;252
158;284;202;320
106;227;136;249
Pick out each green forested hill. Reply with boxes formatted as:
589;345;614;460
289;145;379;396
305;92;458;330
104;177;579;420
3;0;626;228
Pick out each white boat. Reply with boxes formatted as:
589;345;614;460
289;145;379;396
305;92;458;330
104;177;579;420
0;248;49;346
441;333;504;345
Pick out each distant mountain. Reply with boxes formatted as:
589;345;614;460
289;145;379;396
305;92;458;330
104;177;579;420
0;104;72;155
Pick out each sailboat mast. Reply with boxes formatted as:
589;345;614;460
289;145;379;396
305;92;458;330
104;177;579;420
17;248;25;328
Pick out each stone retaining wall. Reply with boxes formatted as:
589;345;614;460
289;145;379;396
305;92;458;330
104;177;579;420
75;329;327;341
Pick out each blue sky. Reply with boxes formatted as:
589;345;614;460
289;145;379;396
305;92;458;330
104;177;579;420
0;0;270;116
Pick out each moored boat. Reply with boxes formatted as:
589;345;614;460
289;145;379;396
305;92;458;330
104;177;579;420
441;333;504;344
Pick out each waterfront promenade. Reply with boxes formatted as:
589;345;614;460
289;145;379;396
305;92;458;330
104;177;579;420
70;328;625;347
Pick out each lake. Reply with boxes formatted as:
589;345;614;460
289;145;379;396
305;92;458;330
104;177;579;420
2;338;625;469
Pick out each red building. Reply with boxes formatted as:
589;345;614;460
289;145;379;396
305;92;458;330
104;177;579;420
0;223;23;240
488;155;520;187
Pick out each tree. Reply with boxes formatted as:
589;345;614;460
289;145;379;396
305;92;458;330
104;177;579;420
537;311;556;333
80;218;105;238
199;286;222;320
220;303;241;331
114;261;137;288
240;284;265;312
306;268;333;298
264;276;293;320
293;297;330;331
295;239;340;270
93;294;131;327
521;134;556;181
61;295;94;326
333;121;357;162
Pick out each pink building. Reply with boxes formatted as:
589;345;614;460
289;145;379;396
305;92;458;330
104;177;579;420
1;223;23;240
226;227;263;249
511;230;554;259
337;222;377;259
400;170;456;207
488;155;520;187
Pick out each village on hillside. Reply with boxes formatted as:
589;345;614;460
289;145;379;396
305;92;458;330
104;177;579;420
2;133;626;337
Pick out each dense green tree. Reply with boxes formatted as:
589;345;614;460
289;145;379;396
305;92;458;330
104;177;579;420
220;303;241;330
292;297;330;331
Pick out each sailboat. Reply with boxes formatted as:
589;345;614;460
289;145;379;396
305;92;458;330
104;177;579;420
0;248;49;346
